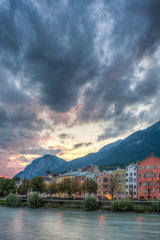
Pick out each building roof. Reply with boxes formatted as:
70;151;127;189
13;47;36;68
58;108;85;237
58;171;80;177
81;166;91;172
76;171;88;177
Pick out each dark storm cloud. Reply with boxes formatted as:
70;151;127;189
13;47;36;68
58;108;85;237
0;0;160;169
73;142;92;150
58;133;74;139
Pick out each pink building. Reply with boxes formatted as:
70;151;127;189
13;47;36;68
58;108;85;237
97;170;113;200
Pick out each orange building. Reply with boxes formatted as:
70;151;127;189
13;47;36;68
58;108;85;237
97;170;113;200
137;153;160;200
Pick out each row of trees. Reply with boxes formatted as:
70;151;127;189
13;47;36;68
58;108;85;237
0;176;98;198
17;177;98;198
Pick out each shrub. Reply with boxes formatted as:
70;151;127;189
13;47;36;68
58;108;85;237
0;200;6;205
152;200;160;213
6;193;22;207
111;201;119;211
27;193;43;208
111;200;133;212
82;196;99;210
118;199;133;211
133;204;145;213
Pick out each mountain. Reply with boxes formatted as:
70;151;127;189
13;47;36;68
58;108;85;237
98;139;122;152
15;121;160;178
15;155;66;179
54;120;160;172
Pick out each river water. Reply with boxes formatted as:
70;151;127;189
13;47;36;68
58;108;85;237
0;206;160;240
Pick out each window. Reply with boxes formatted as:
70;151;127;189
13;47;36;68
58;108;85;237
101;174;103;177
147;171;152;177
143;182;146;186
129;177;133;182
154;173;157;177
134;173;136;176
122;180;124;183
122;174;124;178
126;179;128;182
153;189;156;193
139;182;141;186
139;174;141;178
98;191;101;194
143;174;146;177
143;165;146;170
134;168;136;171
122;185;124;189
122;191;124;195
126;185;128;188
134;185;136;189
98;185;101;188
148;165;151;169
154;182;157;186
138;166;141;170
153;165;157;169
98;179;101;182
134;178;136;182
126;173;128;176
130;173;132;176
139;189;141;193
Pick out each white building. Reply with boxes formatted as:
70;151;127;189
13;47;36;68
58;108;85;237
125;163;137;199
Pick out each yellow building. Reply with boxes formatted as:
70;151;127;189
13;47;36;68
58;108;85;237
56;170;79;183
113;168;126;199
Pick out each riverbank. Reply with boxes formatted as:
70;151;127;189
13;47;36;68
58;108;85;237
1;198;160;214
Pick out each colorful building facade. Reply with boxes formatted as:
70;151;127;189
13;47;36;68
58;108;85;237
125;163;137;199
113;168;126;199
97;170;113;200
137;153;160;200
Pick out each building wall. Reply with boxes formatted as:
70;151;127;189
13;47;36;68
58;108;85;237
113;168;126;199
137;154;160;200
97;171;112;200
56;174;76;183
125;164;137;199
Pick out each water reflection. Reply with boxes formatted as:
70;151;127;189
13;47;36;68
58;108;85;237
0;207;160;240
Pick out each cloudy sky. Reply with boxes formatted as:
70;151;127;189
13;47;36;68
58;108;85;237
0;0;160;178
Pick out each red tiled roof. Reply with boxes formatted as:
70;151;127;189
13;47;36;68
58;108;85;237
81;166;91;172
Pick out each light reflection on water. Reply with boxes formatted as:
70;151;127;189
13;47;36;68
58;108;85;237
0;207;160;240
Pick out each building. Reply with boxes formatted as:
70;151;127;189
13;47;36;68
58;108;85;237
125;163;137;199
113;168;126;199
137;153;160;200
97;170;113;200
76;171;88;199
56;170;80;184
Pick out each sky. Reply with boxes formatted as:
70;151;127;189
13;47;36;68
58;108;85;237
0;0;160;178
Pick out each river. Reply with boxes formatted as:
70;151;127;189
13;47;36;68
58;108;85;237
0;206;160;240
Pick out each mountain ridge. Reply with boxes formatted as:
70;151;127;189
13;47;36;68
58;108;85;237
15;120;160;179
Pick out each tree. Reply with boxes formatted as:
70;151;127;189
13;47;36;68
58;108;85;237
60;178;80;198
82;178;98;196
30;176;45;194
45;182;57;198
103;175;119;200
0;178;15;196
17;178;30;197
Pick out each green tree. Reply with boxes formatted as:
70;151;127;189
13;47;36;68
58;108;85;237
82;178;98;196
0;178;15;196
30;176;45;194
60;178;80;198
45;182;57;198
17;178;30;197
103;175;119;200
